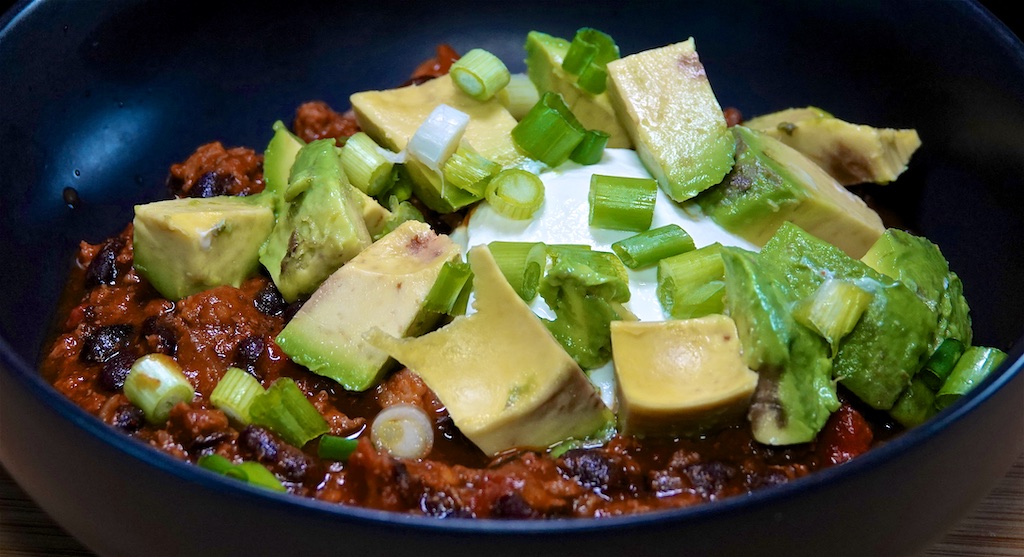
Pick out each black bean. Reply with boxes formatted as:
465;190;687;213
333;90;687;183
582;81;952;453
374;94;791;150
234;335;265;376
190;171;231;198
275;449;311;482
140;317;177;356
421;492;472;519
281;301;304;324
253;283;288;316
98;351;136;391
239;425;279;462
166;173;186;197
79;324;134;363
189;431;231;452
683;461;737;498
84;237;124;288
558;449;625;492
111;404;145;433
490;492;536;519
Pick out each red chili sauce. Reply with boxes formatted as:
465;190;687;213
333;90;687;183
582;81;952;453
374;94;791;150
39;46;899;519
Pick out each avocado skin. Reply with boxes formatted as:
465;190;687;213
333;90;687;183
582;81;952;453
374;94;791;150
720;247;838;445
258;139;371;302
761;223;936;410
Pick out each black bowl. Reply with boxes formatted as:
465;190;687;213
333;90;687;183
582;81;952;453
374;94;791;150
1;1;1022;556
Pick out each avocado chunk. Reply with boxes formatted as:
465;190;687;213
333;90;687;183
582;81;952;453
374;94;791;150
860;228;972;350
695;125;884;258
760;223;936;409
606;38;735;202
719;247;839;445
350;75;524;213
276;220;460;391
610;315;758;438
524;31;632;148
368;245;612;456
133;196;274;301
744;107;921;185
258;139;372;302
263;120;305;198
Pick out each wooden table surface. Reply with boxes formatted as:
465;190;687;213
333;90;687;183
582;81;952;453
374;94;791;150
1;452;1021;556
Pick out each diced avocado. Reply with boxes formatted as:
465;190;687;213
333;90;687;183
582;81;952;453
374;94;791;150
523;31;632;148
888;377;938;428
760;223;936;409
861;228;972;350
742;107;832;130
133;196;274;301
695;125;884;258
610;315;758;437
606;38;735;202
719;247;839;445
350;75;524;213
539;247;630;370
276;220;460;391
350;187;392;238
368;245;611;456
258;139;372;302
744;107;921;185
263;120;305;198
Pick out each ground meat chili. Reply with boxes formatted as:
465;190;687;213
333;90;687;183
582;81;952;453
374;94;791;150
40;46;902;519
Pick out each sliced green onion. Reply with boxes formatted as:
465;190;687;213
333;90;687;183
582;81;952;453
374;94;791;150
511;92;586;167
423;259;474;315
370;404;434;459
123;354;195;425
487;241;547;301
318;435;360;461
889;378;938;428
450;272;474;317
611;224;695;269
935;346;1008;410
657;243;725;319
561;28;619;95
407;104;470;171
569;130;609;165
919;338;967;391
792;279;872;356
198;454;286;493
449;48;511;101
210;366;265;425
197;453;236;475
248;378;329;448
496;73;540;120
339;132;395;196
485;168;545;220
442;142;501;196
375;196;426;241
588;174;658;232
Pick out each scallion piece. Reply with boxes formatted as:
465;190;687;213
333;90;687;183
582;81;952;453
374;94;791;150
423;259;474;315
792;278;872;356
569;129;609;166
889;378;938;428
442;143;501;197
496;73;540;120
407;104;470;171
248;378;329;448
370;404;434;459
657;243;725;319
375;196;426;241
450;48;511;101
919;338;967;391
123;353;195;425
198;454;286;493
485;168;544;220
611;224;695;269
487;241;547;301
511;92;586;167
339;132;395;196
560;28;619;95
318;434;360;461
210;366;265;425
935;346;1008;410
588;174;657;232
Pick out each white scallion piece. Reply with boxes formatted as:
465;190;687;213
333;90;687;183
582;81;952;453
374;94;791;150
407;104;470;172
370;404;434;459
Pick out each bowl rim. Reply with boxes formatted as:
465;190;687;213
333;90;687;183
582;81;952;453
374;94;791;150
1;0;1023;537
